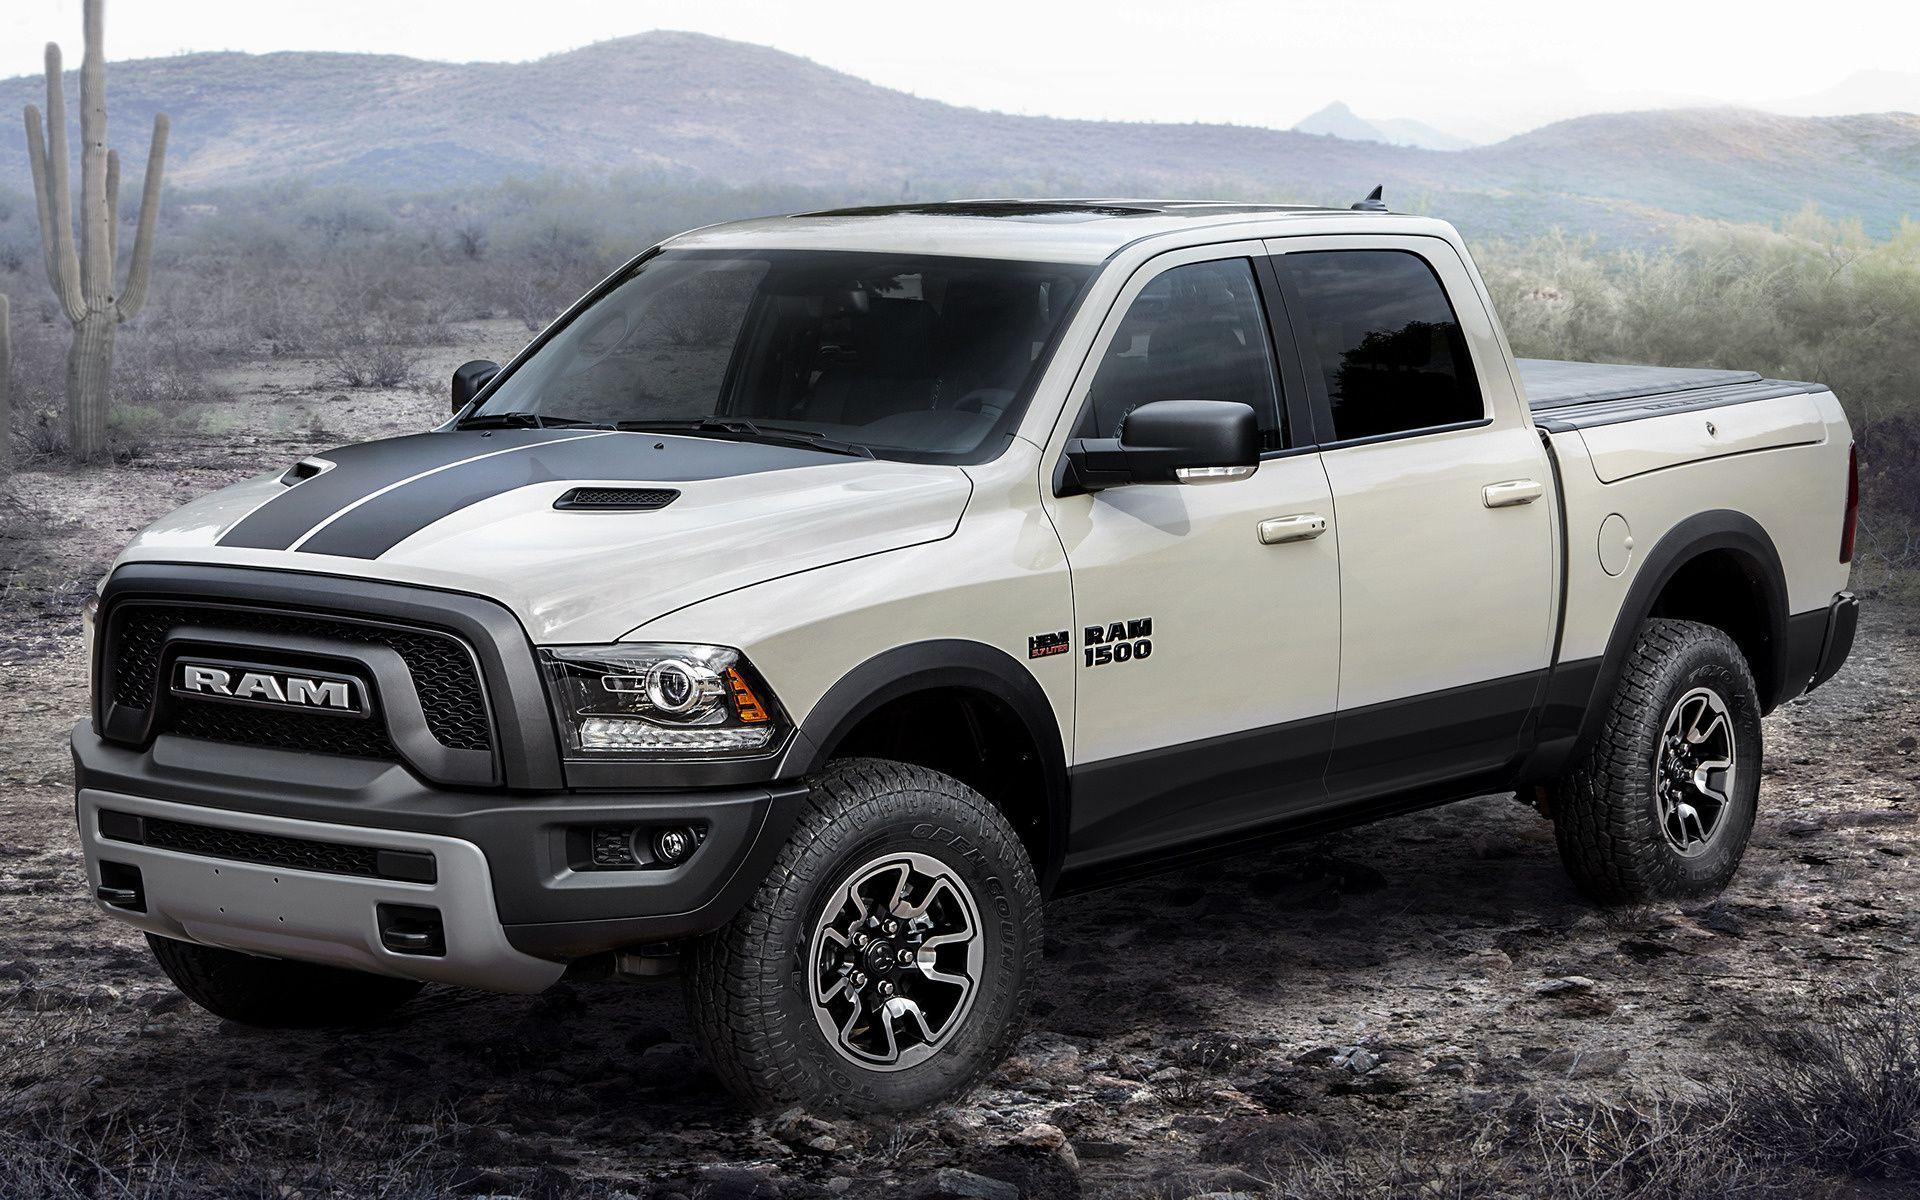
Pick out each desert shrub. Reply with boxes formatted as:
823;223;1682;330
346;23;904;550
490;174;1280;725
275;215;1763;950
1527;1099;1816;1200
1731;977;1920;1178
0;1099;481;1200
318;320;426;389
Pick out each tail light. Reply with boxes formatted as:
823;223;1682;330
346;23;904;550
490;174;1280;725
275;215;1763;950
1839;442;1859;564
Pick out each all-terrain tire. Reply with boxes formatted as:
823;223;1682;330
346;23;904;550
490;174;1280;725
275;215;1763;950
685;758;1044;1114
1553;618;1763;904
147;933;423;1027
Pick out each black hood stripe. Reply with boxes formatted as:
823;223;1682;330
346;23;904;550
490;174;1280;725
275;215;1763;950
223;428;847;560
221;428;595;551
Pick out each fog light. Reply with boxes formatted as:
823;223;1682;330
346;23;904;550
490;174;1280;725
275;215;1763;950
653;827;698;865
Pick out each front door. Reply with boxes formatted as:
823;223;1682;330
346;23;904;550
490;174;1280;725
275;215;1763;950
1042;244;1342;872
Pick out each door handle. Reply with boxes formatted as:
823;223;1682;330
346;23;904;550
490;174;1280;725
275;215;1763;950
1482;479;1544;508
1258;514;1327;545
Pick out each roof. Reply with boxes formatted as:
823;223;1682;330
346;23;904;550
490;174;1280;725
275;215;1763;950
664;198;1386;265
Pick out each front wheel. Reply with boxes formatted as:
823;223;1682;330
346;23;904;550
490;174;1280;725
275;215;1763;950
1551;618;1764;903
685;759;1043;1114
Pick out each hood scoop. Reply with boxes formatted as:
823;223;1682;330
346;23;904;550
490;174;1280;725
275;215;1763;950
279;457;335;486
553;486;680;511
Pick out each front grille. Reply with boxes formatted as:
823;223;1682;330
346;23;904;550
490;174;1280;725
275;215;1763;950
109;602;491;752
142;815;384;877
165;697;398;760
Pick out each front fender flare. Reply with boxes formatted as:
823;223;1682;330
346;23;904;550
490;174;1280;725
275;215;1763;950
776;639;1070;890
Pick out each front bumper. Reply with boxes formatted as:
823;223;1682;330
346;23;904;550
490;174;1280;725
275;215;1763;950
79;789;566;992
75;724;809;985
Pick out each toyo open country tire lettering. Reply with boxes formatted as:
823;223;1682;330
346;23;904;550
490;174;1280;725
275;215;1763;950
685;759;1044;1113
146;933;423;1027
1552;619;1764;903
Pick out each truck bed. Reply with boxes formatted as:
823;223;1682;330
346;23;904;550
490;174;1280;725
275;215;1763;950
1519;358;1816;431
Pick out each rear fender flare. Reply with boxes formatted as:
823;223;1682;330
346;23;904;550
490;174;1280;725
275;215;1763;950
1576;509;1788;750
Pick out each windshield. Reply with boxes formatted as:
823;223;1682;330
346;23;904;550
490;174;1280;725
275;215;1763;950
470;249;1094;463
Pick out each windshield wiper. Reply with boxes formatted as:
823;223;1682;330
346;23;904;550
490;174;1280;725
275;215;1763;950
616;418;875;459
457;412;609;430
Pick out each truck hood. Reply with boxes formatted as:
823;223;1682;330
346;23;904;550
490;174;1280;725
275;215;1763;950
116;428;973;643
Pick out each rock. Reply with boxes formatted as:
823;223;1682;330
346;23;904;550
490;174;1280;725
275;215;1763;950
1007;1031;1084;1083
1009;1121;1067;1151
909;1168;1020;1200
1332;1046;1379;1074
1531;976;1596;997
1005;1122;1079;1171
768;1106;838;1147
1075;1140;1129;1160
637;1041;703;1074
955;1147;1081;1198
1459;948;1513;973
693;1165;782;1200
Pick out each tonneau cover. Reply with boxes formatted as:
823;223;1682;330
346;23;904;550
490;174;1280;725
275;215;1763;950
1519;359;1761;410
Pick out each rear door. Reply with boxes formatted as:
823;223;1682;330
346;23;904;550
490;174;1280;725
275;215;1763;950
1042;243;1341;871
1266;236;1557;799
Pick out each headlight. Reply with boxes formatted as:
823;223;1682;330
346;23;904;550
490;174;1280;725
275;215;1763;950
539;643;787;760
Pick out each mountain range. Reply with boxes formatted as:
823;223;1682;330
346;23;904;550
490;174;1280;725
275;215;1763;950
1;32;1916;244
1291;101;1475;151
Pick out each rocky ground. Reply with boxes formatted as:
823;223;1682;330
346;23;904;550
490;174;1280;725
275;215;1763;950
0;338;1915;1197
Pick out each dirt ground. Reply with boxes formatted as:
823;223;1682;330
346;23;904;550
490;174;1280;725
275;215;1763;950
0;339;1915;1197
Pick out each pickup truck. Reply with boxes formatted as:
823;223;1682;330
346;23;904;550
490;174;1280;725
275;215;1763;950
74;198;1860;1114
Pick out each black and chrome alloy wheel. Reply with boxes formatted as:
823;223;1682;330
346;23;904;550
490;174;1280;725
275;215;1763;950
1553;618;1763;904
686;759;1043;1114
808;851;982;1071
1653;686;1738;858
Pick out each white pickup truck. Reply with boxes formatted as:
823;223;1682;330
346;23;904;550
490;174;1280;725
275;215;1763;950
75;199;1860;1114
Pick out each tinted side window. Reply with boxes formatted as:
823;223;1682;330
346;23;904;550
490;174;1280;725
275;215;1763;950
1283;250;1482;441
1075;258;1283;449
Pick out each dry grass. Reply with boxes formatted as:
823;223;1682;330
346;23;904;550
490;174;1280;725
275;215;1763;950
1732;976;1920;1178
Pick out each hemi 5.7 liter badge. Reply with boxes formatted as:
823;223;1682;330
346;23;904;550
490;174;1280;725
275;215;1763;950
1027;630;1071;659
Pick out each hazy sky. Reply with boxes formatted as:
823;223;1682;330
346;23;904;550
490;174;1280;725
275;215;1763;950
4;0;1917;141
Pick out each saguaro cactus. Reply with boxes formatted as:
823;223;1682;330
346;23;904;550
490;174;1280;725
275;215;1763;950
22;0;168;461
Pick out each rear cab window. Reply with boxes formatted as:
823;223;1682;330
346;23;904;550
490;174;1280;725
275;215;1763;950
1277;249;1483;443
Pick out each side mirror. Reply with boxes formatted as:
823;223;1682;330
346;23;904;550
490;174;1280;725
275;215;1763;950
451;359;500;414
1056;400;1260;495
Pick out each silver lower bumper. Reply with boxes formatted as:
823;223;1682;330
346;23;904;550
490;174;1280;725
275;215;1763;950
77;790;566;993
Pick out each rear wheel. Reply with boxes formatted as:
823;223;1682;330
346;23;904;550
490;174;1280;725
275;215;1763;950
147;934;423;1027
685;758;1043;1114
1552;619;1763;903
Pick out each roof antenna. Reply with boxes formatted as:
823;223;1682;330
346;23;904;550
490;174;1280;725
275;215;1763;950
1351;185;1388;212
